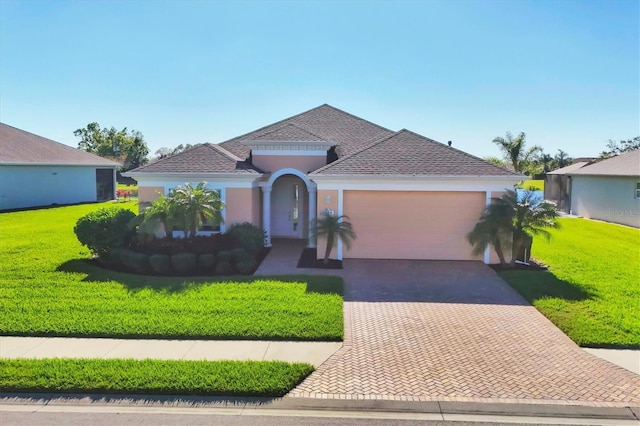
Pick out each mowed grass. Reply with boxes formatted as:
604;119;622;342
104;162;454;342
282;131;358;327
0;202;343;341
519;179;544;191
500;218;640;348
0;358;313;396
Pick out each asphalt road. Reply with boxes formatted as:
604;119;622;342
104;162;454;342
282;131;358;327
0;410;582;426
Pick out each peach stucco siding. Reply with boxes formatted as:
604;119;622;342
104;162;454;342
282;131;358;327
252;155;327;173
343;191;485;260
226;188;260;226
138;186;164;205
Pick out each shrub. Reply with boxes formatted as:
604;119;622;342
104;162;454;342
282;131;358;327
231;248;248;262
149;254;171;274
74;207;136;259
171;253;197;274
197;254;216;272
120;249;149;274
215;261;233;275
226;222;265;254
235;258;258;275
217;250;232;263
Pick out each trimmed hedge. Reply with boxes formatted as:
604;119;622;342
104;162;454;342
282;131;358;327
149;254;171;274
74;207;136;258
171;253;197;274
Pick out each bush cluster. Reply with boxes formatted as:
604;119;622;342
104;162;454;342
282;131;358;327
74;210;266;276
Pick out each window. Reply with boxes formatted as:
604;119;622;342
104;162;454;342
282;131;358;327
636;182;640;199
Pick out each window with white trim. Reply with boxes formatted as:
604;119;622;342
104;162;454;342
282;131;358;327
636;182;640;199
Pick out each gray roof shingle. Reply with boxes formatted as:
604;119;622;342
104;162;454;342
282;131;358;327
0;123;119;166
311;129;518;177
570;150;640;177
129;143;261;174
221;104;393;158
246;123;329;142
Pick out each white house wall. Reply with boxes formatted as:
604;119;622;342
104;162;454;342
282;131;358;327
571;175;640;228
0;165;98;210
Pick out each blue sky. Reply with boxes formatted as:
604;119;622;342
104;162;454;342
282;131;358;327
1;0;638;159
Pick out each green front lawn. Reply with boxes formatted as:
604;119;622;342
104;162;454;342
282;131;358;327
500;218;640;348
519;179;544;191
0;202;343;341
0;358;313;396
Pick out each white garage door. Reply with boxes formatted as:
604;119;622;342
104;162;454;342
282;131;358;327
343;191;485;260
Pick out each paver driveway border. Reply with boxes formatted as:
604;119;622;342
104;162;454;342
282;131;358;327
288;259;640;407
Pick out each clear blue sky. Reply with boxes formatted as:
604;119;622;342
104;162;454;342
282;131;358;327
1;0;638;159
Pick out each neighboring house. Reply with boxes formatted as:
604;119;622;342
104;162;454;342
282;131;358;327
0;123;119;211
568;150;640;228
544;161;591;213
125;104;522;263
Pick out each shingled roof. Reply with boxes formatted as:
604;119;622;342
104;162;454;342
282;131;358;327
0;123;119;166
246;123;329;142
570;150;640;177
221;104;393;158
129;143;261;174
311;129;518;177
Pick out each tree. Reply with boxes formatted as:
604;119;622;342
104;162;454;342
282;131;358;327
539;153;555;173
170;182;224;238
74;123;149;171
554;149;572;168
139;195;176;239
467;189;560;268
309;214;357;264
599;136;640;159
484;156;507;168
154;143;202;160
492;131;542;174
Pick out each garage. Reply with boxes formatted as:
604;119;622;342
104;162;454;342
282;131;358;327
343;190;486;260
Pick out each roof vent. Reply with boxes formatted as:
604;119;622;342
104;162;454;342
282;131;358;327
448;141;452;147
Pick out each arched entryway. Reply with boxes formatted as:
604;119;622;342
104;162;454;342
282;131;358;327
261;168;316;247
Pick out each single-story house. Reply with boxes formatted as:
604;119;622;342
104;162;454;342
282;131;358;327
568;150;640;228
125;104;522;263
0;123;119;211
544;161;591;213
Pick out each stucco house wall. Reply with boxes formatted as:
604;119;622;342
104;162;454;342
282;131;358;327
571;175;640;228
252;155;327;174
0;165;100;210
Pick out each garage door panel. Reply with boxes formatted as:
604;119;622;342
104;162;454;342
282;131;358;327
344;191;484;260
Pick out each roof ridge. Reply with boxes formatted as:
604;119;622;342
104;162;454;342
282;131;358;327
205;142;243;161
310;130;401;174
319;104;393;133
246;122;329;142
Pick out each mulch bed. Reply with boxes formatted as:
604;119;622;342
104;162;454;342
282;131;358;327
489;257;549;272
297;248;343;269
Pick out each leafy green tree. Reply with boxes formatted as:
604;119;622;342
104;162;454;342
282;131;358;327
467;189;560;268
74;123;149;171
554;149;572;168
599;136;640;159
309;214;357;264
483;156;507;168
154;143;203;160
492;131;542;174
170;182;224;238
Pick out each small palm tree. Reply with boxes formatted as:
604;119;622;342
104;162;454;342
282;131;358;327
467;189;560;268
170;182;224;238
492;131;542;174
139;195;176;238
309;214;357;264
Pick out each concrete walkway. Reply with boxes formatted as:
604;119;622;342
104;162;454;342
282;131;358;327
0;336;341;367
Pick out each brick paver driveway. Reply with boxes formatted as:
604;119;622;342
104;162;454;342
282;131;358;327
289;260;640;406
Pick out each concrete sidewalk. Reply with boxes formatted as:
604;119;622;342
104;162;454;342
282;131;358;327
0;336;342;367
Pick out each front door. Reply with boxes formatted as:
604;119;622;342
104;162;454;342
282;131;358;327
271;178;302;238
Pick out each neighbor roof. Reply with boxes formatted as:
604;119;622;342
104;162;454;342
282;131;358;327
0;123;119;166
128;143;261;174
570;150;640;177
221;104;393;158
547;161;590;175
311;129;519;177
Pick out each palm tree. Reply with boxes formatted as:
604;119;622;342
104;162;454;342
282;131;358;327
170;182;224;238
492;132;542;174
467;189;560;268
539;153;555;173
555;149;572;168
309;214;357;264
139;195;176;238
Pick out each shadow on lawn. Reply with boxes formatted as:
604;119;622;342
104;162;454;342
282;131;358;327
57;259;343;295
499;270;595;303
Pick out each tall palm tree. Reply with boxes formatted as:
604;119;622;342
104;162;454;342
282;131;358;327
539;153;555;173
309;214;357;264
170;182;224;238
555;149;572;168
492;132;542;174
467;189;560;268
